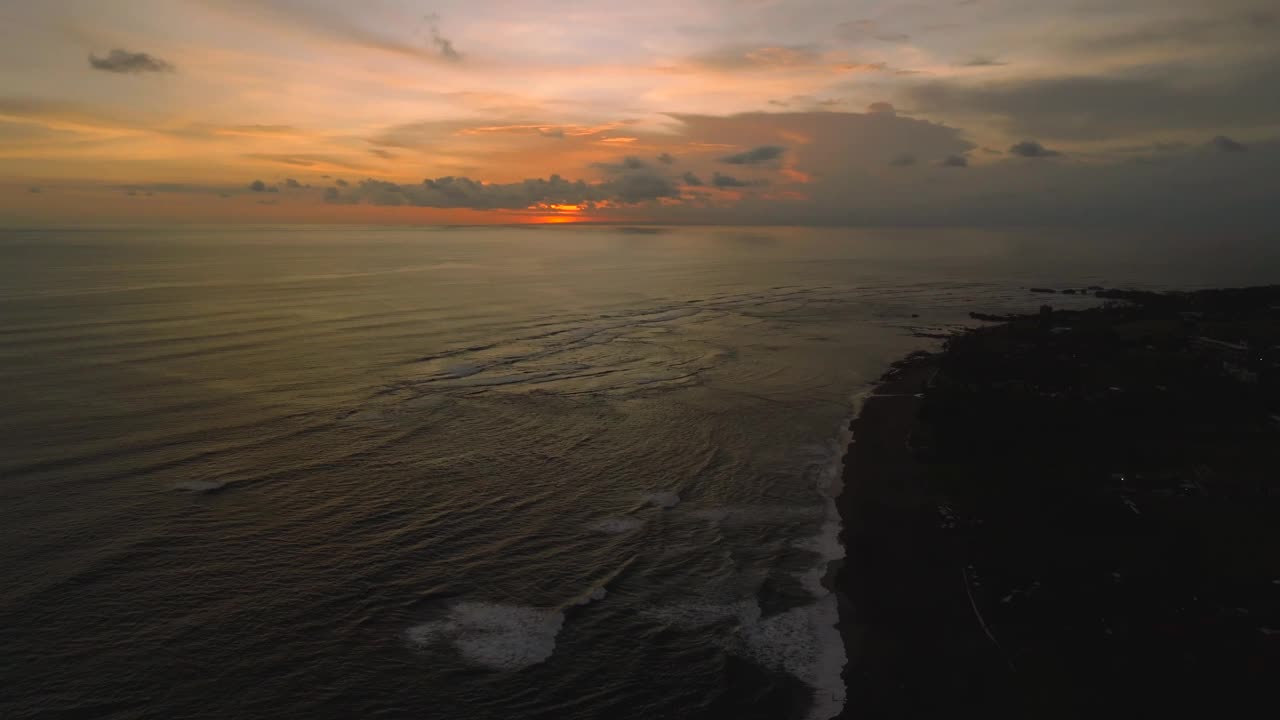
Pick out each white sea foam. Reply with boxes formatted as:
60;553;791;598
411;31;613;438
793;516;845;564
589;517;645;534
406;602;564;671
773;388;872;717
642;596;846;720
643;389;871;719
741;595;845;720
648;491;681;509
785;387;871;717
792;511;847;600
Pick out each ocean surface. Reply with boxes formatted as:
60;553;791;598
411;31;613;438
2;225;1276;720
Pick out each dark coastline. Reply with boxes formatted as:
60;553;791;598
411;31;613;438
834;286;1280;718
834;356;1015;718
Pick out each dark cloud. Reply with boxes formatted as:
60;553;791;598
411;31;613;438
837;19;909;43
369;148;397;159
711;172;755;188
592;156;649;172
323;173;678;209
298;107;1280;228
217;2;459;64
1211;135;1248;152
940;154;969;168
890;154;917;167
335;179;349;187
1009;140;1062;158
905;58;1280;140
88;49;174;74
608;173;681;203
1072;9;1278;54
322;187;355;204
960;56;1007;67
866;101;897;115
538;127;566;138
424;13;462;62
284;178;303;188
249;180;280;192
669;111;975;186
720;145;786;165
28;186;41;193
671;128;1280;228
657;153;675;165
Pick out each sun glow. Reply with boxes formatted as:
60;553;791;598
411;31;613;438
521;203;587;224
533;214;581;224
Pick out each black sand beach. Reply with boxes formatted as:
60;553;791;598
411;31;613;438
835;357;1015;717
836;287;1280;718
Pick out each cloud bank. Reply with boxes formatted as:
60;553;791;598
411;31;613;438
720;146;786;165
321;173;679;209
88;49;174;74
1009;141;1062;158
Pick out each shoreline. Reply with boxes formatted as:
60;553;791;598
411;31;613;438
831;354;1014;718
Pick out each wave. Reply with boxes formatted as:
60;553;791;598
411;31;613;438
644;387;872;719
406;602;564;671
792;386;874;718
641;596;843;720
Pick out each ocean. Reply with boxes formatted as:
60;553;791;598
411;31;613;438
1;225;1275;720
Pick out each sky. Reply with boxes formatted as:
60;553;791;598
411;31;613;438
1;0;1278;226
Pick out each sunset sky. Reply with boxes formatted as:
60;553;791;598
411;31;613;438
2;0;1277;225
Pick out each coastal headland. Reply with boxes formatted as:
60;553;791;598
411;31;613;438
837;286;1280;717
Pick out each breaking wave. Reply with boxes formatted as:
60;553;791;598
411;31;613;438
407;603;565;671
